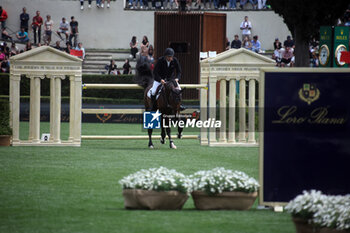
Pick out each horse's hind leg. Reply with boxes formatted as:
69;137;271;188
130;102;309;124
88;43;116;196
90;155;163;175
148;129;154;149
177;125;183;139
166;127;177;149
177;117;183;139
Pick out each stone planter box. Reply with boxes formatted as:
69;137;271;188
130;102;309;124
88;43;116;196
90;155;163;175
292;218;350;233
319;228;350;233
191;191;258;210
122;189;188;210
0;135;11;146
292;217;317;233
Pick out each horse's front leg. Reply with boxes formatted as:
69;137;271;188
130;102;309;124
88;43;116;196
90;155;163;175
166;117;177;149
160;115;166;144
148;129;154;149
177;114;183;139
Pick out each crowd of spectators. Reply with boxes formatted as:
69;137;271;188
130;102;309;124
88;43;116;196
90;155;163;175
129;35;154;62
103;35;154;76
1;6;83;49
224;15;299;67
126;0;269;10
0;5;89;73
80;0;111;10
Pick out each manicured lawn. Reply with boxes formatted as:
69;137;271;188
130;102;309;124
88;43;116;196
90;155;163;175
0;122;294;233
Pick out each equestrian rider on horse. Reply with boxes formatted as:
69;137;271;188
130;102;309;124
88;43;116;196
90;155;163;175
148;48;185;110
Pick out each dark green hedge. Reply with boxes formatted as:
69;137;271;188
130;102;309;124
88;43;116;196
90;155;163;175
0;74;144;100
0;98;12;135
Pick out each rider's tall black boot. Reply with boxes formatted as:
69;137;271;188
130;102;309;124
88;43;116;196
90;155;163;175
151;95;157;111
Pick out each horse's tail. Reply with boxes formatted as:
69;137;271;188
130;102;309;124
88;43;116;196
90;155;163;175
133;57;153;89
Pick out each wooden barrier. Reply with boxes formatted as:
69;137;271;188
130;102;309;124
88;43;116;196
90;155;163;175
81;83;207;142
82;135;199;140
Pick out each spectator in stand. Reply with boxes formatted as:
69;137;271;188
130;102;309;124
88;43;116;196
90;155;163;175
175;0;191;10
25;41;33;51
225;37;230;50
1;27;12;41
10;42;19;56
130;36;138;59
250;35;261;53
231;35;242;49
273;37;282;50
75;42;85;59
272;38;282;66
97;0;111;8
283;35;295;49
32;11;43;44
140;36;150;60
140;36;149;55
143;0;149;9
123;59;132;74
228;0;237;9
53;41;63;51
218;0;227;9
129;0;141;9
16;27;30;43
240;16;252;40
103;0;111;8
280;46;294;67
257;0;266;9
0;56;10;73
20;7;30;32
0;42;8;52
239;0;257;9
37;42;42;47
344;4;350;26
309;37;319;51
80;0;92;10
69;16;79;48
0;47;5;61
310;50;319;67
44;15;54;45
141;36;149;48
64;42;71;54
57;17;69;41
0;6;8;29
4;46;10;58
242;35;252;49
195;0;205;10
108;60;118;75
148;45;154;63
164;0;174;9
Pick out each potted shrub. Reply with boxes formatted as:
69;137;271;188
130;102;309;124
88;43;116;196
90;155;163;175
285;190;350;233
0;99;12;146
119;167;191;210
190;167;259;210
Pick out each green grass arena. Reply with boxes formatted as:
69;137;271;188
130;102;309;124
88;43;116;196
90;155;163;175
0;122;294;233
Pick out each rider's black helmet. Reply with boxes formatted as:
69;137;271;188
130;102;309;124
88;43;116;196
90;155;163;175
164;48;175;57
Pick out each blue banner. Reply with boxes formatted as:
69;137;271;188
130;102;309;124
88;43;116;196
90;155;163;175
262;71;350;203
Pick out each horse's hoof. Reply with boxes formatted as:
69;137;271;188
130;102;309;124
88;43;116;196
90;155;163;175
177;133;183;139
170;142;177;149
160;138;166;144
149;145;154;149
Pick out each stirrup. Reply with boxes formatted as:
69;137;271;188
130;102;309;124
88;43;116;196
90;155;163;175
180;104;186;111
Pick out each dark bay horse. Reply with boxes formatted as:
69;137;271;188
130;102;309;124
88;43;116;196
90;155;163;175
134;59;184;149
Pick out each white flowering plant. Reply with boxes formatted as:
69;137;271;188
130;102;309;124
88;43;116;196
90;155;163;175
285;190;350;231
119;167;191;194
285;190;325;220
190;167;259;195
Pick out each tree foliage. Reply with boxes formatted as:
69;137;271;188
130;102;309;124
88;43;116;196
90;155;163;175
269;0;349;66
